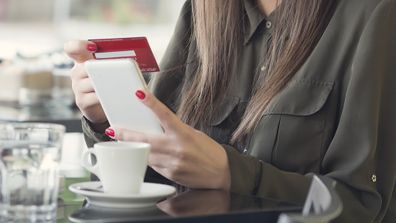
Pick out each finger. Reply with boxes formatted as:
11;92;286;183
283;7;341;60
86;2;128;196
74;78;95;94
115;128;151;143
148;153;171;168
110;127;171;154
64;40;96;63
135;90;180;131
150;165;174;184
70;63;89;80
75;92;100;110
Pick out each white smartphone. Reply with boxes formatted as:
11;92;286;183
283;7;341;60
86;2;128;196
84;58;163;135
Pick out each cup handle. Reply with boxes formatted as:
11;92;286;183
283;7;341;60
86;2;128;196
81;148;100;178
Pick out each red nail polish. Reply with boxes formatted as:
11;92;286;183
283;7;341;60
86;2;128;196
87;43;97;52
105;128;115;138
135;90;146;100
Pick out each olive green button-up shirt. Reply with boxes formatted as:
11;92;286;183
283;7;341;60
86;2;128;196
82;0;396;222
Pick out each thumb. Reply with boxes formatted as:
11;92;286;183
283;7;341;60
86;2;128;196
64;40;96;63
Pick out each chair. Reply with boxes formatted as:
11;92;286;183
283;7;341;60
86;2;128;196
277;175;343;223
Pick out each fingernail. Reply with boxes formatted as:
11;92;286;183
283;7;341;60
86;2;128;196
105;128;115;138
86;43;97;52
135;90;146;100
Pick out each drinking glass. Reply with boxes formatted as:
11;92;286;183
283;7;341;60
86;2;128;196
0;123;65;222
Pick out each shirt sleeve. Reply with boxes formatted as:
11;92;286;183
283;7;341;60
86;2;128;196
224;0;396;222
81;116;112;148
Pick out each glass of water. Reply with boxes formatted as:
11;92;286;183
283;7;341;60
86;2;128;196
0;123;65;222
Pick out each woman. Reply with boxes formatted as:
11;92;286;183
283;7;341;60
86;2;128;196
65;0;396;222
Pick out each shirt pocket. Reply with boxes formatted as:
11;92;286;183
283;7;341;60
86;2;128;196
209;96;240;145
263;79;334;174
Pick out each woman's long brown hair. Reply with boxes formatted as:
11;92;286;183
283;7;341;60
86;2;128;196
177;0;335;143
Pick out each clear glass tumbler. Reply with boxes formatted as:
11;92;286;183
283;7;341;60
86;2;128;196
0;123;65;222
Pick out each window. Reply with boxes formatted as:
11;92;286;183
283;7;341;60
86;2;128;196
0;0;185;60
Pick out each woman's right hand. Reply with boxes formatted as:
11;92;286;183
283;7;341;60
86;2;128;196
64;40;108;132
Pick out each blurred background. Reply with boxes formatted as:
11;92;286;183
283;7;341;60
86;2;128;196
0;0;184;59
0;0;184;116
0;0;185;181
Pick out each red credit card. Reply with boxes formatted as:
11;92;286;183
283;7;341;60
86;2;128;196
89;37;160;72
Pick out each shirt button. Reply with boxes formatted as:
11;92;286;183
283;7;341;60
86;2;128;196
266;21;272;29
371;175;377;183
261;65;267;71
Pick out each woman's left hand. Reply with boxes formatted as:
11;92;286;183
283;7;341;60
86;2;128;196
105;90;231;190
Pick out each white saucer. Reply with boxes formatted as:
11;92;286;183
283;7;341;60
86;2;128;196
69;181;176;209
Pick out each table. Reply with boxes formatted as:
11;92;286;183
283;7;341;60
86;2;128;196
57;181;300;223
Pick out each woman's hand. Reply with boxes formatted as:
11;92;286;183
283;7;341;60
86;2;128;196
106;90;231;190
64;40;108;131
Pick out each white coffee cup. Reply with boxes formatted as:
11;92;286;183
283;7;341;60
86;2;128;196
81;141;150;195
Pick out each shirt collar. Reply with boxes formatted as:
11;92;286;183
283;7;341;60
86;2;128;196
243;0;274;44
